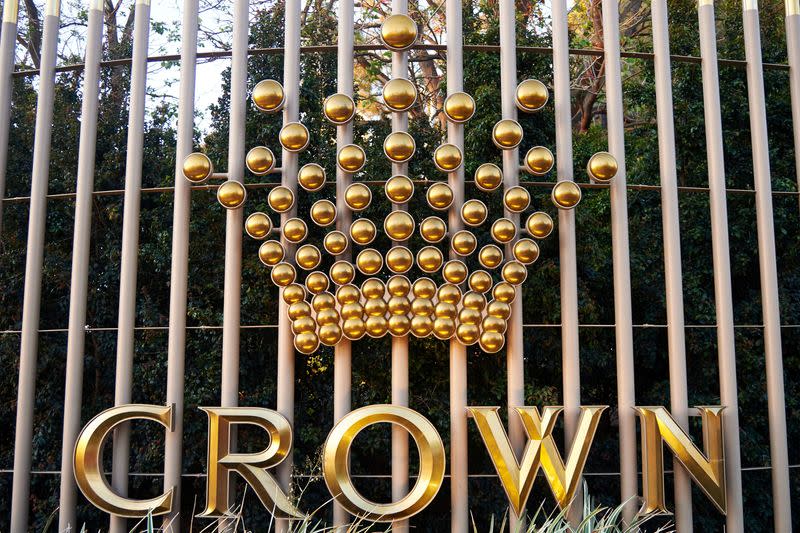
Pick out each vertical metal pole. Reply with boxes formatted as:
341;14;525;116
600;0;637;523
0;0;19;237
109;2;152;531
57;1;104;530
9;1;61;530
162;0;200;530
742;1;792;529
697;2;744;530
787;0;800;210
650;1;692;529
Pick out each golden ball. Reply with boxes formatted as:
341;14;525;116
443;92;476;123
323;93;356;124
474;163;502;191
252;79;285;113
504;186;531;213
526;211;554;239
502;261;528;285
443;260;468;284
341;302;364;320
383;78;418;112
386;246;414;273
259;240;285;266
295;244;321;270
316;310;340;329
491;218;517;244
362;278;386;299
366;316;388;338
324;230;349;255
279;122;310;152
245;212;272;240
525;146;554;175
479;331;505;353
587;151;618;182
420;216;447;243
319;324;343;346
345;182;372;211
410;315;434;337
426;182;454;210
310;199;337;227
416;246;443;273
298;163;326;191
330;261;356;285
456;324;480;345
271;262;297;287
412;278;437;299
365;298;388;318
468;270;493;293
435;302;457;319
305;272;330;294
350;218;377;245
433;318;456;340
336;284;360;305
292;316;316;334
338;144;366;173
552;181;582;210
388;315;411;336
479;244;503;269
343;318;366;340
283;283;306;305
411;297;434;317
312;292;336;312
217;180;247;209
246;146;275;176
294;332;320;355
513;238;540;265
461;199;488;227
451;230;477;256
356;248;383;275
288;301;312;320
385;175;415;204
380;14;418;50
515;79;549;112
487;300;512;320
458;308;482;326
437;284;462;305
268;186;295;213
433;143;463;172
384;132;416;163
387;275;411;297
388;296;411;315
462;291;487;311
492;119;523;150
182;152;213;183
492;282;517;304
282;218;308;244
482;316;507;334
384;211;415;241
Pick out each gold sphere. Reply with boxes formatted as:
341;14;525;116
330;261;356;285
388;296;411;315
487;300;512;320
338;144;367;173
492;119;523;150
515;79;549;112
282;218;308;244
245;212;272;240
381;14;418;50
526;211;554;239
283;283;306;305
468;270;493;293
411;297;434;317
279;122;310;152
246;146;275;176
288;301;312;320
252;79;285;113
387;275;411;297
312;292;336;312
502;261;528;285
479;244;503;269
492;282;517;304
459;308;482;326
456;324;480;345
259;240;285;266
324;230;349;255
336;284;360;305
462;291;487;311
442;260;468;284
474;163;502;192
344;182;372;211
323;93;356;125
504;186;531;213
525;146;555;175
388;315;412;336
294;332;320;355
420;216;447;243
350;218;377;245
443;92;476;123
426;182;454;210
316;309;340;328
271;262;297;287
386;246;414;273
310;199;337;227
293;316;316;334
451;230;477;257
491;218;517;244
437;284;462;305
383;78;418;112
513;238;540;265
412;278;437;299
341;302;364;320
416;246;444;273
384;211;415;241
362;278;386;299
366;316;389;338
343;318;366;340
356;248;383;275
552;181;582;210
305;272;330;294
268;185;295;213
298;163;326;191
433;318;456;340
410;315;434;337
319;324;343;346
435;302;457;320
479;331;505;353
365;299;388;318
482;316;507;334
296;244;321;270
385;175;415;204
183;152;213;183
217;180;247;209
461;199;488;227
384;132;416;163
433;143;463;172
587;151;618;182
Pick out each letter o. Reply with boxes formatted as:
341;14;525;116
323;404;445;521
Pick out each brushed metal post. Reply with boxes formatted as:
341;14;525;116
0;0;19;237
787;0;800;210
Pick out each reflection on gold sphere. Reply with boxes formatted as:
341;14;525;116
324;230;349;255
479;331;505;353
462;291;487;311
513;238;540;265
338;144;367;173
253;79;285;113
388;296;411;315
259;240;285;266
365;298;388;317
433;318;456;340
451;230;477;256
362;278;386;299
552;181;582;209
387;275;411;297
412;278;437;299
443;92;476;123
356;249;383;275
526;212;554;239
350;218;377;245
336;284;360;305
288;301;312;320
385;175;414;204
491;218;517;244
380;14;418;51
310;199;337;227
492;119;523;150
268;186;295;213
435;302;457;320
468;270;492;293
366;316;389;338
305;272;330;294
383;78;418;112
515;79;549;112
426;182;454;210
411;297;434;317
456;324;480;345
319;324;343;346
217;180;247;209
502;261;528;285
344;183;371;212
386;246;414;273
459;308;482;326
587;151;618;182
433;143;463;172
504;186;530;213
417;246;444;273
330;261;356;285
245;212;272;240
420;216;447;243
271;263;297;287
282;218;308;244
487;300;512;320
492;282;517;303
298;163;326;191
341;302;364;320
525;146;555;175
461;200;488;227
294;332;319;354
411;315;434;337
388;315;411;336
323;93;356;125
343;318;366;340
279;122;310;152
316;308;340;327
312;292;336;312
246;146;275;176
384;132;416;163
384;211;415;241
479;244;503;269
283;283;306;305
183;152;213;183
443;260;468;284
438;284;462;305
296;244;321;270
474;163;502;191
293;316;316;334
482;316;507;334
